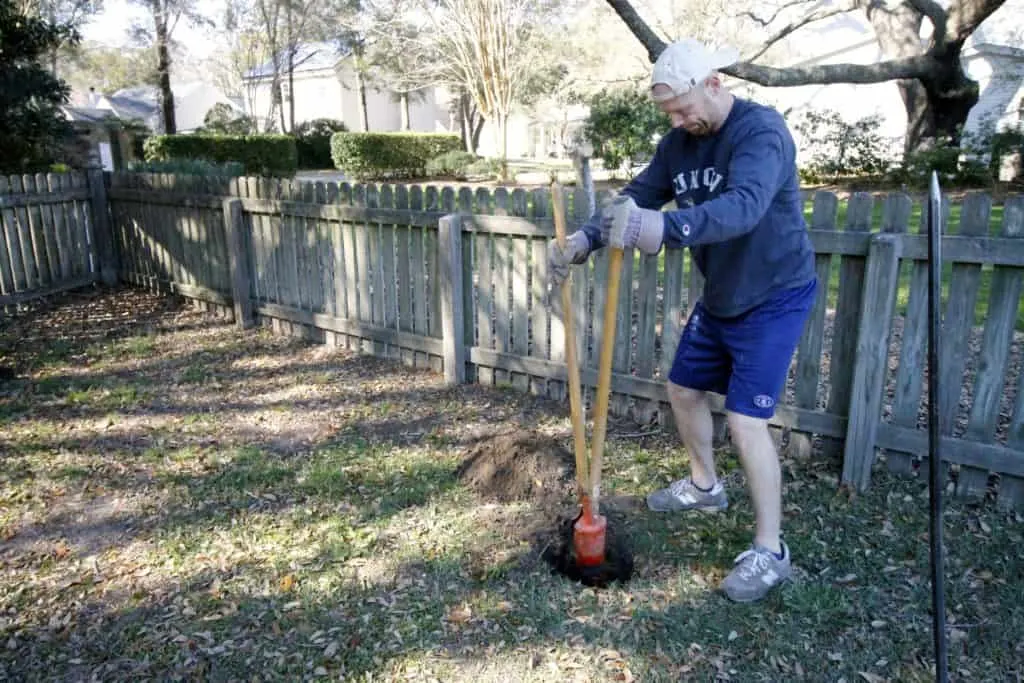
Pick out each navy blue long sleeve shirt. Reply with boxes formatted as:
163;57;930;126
580;97;816;318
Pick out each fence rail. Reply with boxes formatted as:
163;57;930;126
6;170;1024;509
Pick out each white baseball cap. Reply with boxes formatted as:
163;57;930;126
650;39;740;102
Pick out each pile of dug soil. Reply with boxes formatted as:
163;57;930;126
456;430;635;587
456;432;576;503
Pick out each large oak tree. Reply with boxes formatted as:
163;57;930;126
604;0;1008;152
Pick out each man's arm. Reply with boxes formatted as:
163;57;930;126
661;128;785;248
578;138;675;250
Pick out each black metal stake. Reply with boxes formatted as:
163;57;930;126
927;171;949;683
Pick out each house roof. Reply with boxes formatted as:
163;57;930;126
102;95;158;123
63;106;120;123
244;41;351;80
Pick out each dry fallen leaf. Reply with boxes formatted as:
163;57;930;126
279;574;296;592
446;605;472;623
858;672;886;683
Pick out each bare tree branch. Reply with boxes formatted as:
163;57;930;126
741;0;819;28
946;0;1003;46
603;0;666;63
905;0;948;42
745;3;856;62
723;54;935;85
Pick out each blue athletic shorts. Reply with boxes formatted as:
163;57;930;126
668;278;818;419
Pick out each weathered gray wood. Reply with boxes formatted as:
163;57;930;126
0;187;90;207
888;196;939;475
841;233;903;490
660;248;685;381
468;346;846;435
824;193;874;460
511;235;530;391
529;235;549;396
47;174;72;282
635;253;659;379
612;247;635;415
223;198;254;329
0;274;97;307
380;184;398;335
788;192;838;459
940;193;992;496
35;173;61;285
23;175;52;286
962;196;1024;499
257;301;443;357
490;233;511;385
0;177;22;297
474;230;493;384
10;177;38;290
875;422;1024;479
439;214;466;384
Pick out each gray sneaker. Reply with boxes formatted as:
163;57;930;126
646;477;728;513
721;542;792;603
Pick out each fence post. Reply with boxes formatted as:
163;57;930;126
439;213;466;385
841;232;903;491
86;166;118;285
223;198;254;330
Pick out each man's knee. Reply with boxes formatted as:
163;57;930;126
727;411;771;450
667;380;705;411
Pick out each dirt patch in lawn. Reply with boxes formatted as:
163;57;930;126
456;431;576;503
456;431;636;586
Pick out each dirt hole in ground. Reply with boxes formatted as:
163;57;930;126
456;431;634;587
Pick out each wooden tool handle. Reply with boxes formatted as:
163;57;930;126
589;246;624;514
551;182;590;496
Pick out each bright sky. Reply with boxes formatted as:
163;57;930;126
79;0;221;59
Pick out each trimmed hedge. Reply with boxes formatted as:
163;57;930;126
331;132;462;180
143;134;298;177
294;118;348;169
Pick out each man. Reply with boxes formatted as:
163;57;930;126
548;38;817;603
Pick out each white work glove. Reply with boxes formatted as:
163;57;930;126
609;195;664;254
546;230;590;297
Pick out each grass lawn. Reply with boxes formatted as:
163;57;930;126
1;287;1022;682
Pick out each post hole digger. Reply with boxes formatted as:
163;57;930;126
547;181;633;587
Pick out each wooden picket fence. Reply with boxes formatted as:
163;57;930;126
4;170;1024;509
0;171;117;308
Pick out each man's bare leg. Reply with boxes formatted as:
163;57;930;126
666;381;717;488
726;411;782;554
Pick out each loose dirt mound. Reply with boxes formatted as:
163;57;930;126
456;431;636;587
456;432;575;503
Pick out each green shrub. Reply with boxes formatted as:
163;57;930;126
425;150;480;179
128;158;245;176
143;134;297;177
793;109;896;183
583;88;670;178
294;118;348;169
330;132;462;180
465;157;504;181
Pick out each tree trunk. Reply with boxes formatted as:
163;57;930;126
356;70;369;132
497;112;509;181
905;53;980;152
154;14;175;134
400;92;410;130
471;116;484;154
286;2;295;133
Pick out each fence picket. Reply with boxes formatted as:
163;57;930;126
823;192;874;460
0;177;23;298
963;197;1024;501
943;193;993;496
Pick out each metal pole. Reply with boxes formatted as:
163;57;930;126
927;171;948;683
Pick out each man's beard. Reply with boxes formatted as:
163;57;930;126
686;119;711;136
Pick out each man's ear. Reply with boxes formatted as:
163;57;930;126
703;74;722;94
